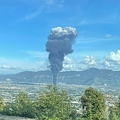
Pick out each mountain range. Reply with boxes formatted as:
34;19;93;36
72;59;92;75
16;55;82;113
0;68;120;87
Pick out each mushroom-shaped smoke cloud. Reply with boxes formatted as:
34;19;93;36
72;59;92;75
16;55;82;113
46;27;78;85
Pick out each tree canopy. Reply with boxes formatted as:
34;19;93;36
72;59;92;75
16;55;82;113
108;96;120;120
1;91;35;118
1;85;76;120
34;84;76;120
80;87;107;120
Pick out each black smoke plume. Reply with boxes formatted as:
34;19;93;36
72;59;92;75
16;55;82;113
46;27;78;85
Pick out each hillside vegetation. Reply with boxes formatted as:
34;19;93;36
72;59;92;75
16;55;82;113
0;84;119;120
0;68;120;87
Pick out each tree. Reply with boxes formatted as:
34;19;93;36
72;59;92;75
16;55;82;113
108;95;120;120
0;97;4;112
80;87;107;120
33;84;76;120
1;85;77;119
2;91;36;118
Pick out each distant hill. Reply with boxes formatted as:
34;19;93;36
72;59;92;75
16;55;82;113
0;68;120;87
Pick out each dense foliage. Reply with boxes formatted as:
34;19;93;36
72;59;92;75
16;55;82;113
0;85;120;120
0;97;4;112
1;92;35;118
80;87;107;120
0;85;76;120
33;84;76;120
108;96;120;120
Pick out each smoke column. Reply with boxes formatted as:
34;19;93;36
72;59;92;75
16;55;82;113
46;27;78;85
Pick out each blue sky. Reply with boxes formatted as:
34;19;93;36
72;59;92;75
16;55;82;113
0;0;120;74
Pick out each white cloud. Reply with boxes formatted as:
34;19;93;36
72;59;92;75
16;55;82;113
80;55;97;66
62;55;100;71
62;56;78;71
63;56;75;65
1;50;120;74
0;55;49;74
104;61;110;67
1;65;19;70
63;64;77;71
0;62;49;74
103;50;120;70
77;55;104;70
0;64;25;74
106;50;120;63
